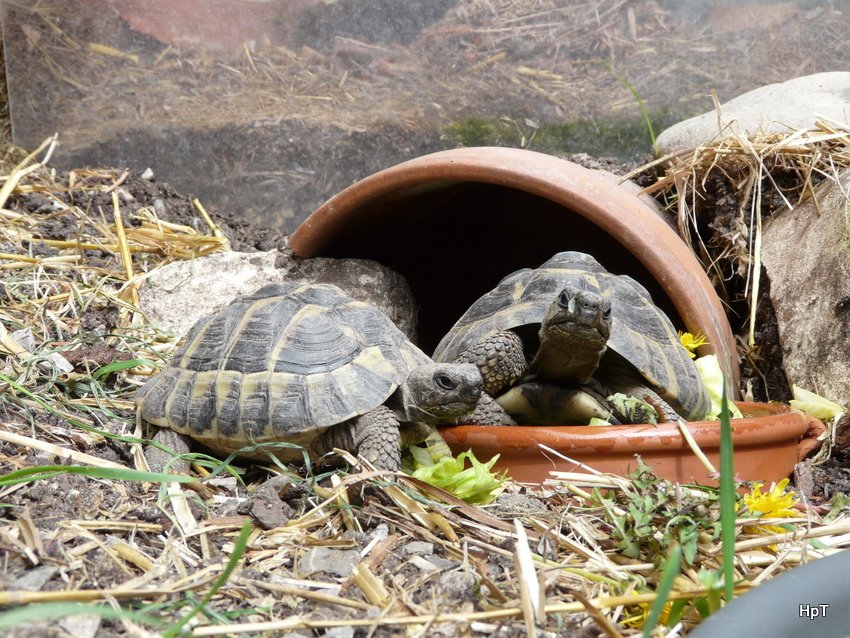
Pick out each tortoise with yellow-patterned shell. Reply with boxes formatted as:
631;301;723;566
434;251;709;425
136;282;483;471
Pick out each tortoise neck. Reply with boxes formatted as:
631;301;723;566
531;329;606;384
385;385;440;426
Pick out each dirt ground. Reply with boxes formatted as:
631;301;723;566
2;2;850;637
3;0;850;231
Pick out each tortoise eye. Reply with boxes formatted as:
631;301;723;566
435;373;457;390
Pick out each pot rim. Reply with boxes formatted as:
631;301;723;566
291;146;740;392
439;401;808;454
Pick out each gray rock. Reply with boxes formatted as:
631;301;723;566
297;547;361;578
761;169;850;408
210;496;245;518
12;565;57;591
140;249;280;337
262;474;294;493
58;615;101;638
205;476;240;492
285;256;418;341
404;541;435;556
248;481;295;530
493;492;547;516
657;72;850;153
429;555;460;571
436;570;476;599
138;250;418;340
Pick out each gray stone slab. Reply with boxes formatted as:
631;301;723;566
761;169;850;407
657;72;850;153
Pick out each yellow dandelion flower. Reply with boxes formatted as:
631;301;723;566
740;478;799;538
622;601;672;629
678;331;709;359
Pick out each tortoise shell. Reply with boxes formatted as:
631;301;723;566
136;282;431;458
433;251;709;420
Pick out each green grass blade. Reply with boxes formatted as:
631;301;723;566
162;519;253;638
0;464;196;487
642;543;682;637
92;357;151;381
0;602;166;631
602;59;657;154
0;372;145;445
718;380;737;603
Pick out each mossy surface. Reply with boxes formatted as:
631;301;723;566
445;109;694;161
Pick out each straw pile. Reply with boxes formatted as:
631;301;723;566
1;141;850;637
625;116;850;406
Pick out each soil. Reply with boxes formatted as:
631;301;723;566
3;0;849;231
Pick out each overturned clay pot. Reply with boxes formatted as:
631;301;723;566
439;402;814;485
290;147;740;395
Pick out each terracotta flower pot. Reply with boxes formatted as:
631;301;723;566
439;402;812;485
289;147;740;394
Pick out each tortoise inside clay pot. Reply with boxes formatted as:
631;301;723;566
289;147;740;396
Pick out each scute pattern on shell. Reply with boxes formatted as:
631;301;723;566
136;282;431;452
433;251;708;419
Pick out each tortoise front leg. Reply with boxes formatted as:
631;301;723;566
453;330;524;426
465;393;517;426
611;386;682;424
455;329;527;396
317;405;401;471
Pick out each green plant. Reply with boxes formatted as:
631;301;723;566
0;464;196;487
642;543;682;637
717;382;737;603
602;59;657;156
593;459;721;564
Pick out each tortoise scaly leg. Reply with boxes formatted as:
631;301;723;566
611;386;682;424
317;405;401;471
455;329;527;396
454;329;524;426
465;393;517;426
603;367;685;423
352;406;402;470
145;428;193;474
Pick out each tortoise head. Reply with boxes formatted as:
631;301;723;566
394;363;483;425
532;284;612;383
545;284;612;339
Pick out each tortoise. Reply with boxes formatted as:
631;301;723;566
136;282;483;471
433;251;710;424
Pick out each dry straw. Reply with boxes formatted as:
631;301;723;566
629;114;850;349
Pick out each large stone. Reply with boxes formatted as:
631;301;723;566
297;547;360;578
760;170;850;407
138;250;418;340
285;255;418;341
657;72;850;153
